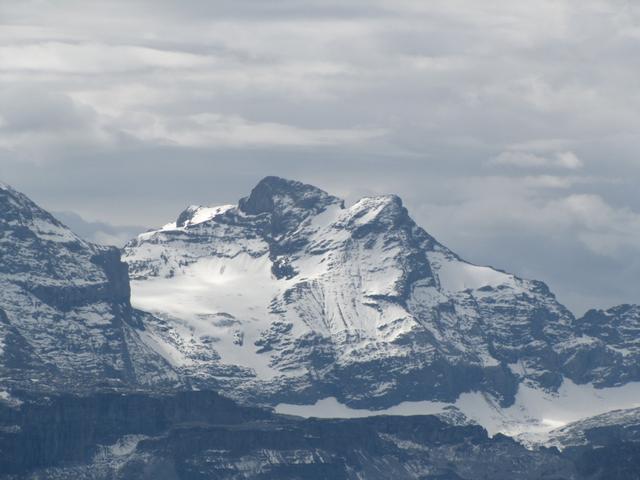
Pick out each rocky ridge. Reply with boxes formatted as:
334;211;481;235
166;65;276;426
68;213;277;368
123;177;640;409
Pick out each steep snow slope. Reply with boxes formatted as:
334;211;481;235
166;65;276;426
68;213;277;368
124;176;595;408
0;183;179;394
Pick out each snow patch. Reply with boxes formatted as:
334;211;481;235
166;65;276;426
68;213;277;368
188;205;234;226
429;252;516;292
276;380;640;446
131;252;284;379
275;396;449;419
0;390;22;407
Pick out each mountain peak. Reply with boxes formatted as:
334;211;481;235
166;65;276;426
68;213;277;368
238;176;342;216
238;176;343;235
0;181;78;242
0;181;26;205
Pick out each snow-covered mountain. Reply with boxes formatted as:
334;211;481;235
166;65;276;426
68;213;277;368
2;177;638;444
122;176;638;410
0;182;179;395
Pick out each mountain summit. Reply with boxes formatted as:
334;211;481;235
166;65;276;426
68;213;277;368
239;176;343;216
123;176;637;409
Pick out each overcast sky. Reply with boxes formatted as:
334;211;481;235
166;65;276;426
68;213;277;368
1;0;639;315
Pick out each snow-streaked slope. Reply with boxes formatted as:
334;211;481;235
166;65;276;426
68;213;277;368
545;404;640;449
0;183;179;394
123;176;597;408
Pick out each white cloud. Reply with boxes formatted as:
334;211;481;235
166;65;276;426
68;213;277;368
402;54;469;73
488;151;583;170
552;194;640;256
417;176;640;259
521;175;574;189
554;151;582;169
0;42;214;74
0;87;384;155
126;112;386;148
0;89;117;157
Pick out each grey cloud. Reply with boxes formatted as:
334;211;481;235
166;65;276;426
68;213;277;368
53;211;148;247
0;88;95;132
488;151;583;170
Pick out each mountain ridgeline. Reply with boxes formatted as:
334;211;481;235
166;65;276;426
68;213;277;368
1;178;640;479
122;176;640;408
1;177;639;406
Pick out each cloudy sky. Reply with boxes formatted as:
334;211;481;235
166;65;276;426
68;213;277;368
1;0;639;314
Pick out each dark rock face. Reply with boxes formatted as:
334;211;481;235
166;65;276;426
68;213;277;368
238;176;343;231
579;305;640;345
91;247;132;304
0;391;580;480
565;305;640;386
0;391;270;476
571;442;640;480
238;176;345;256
